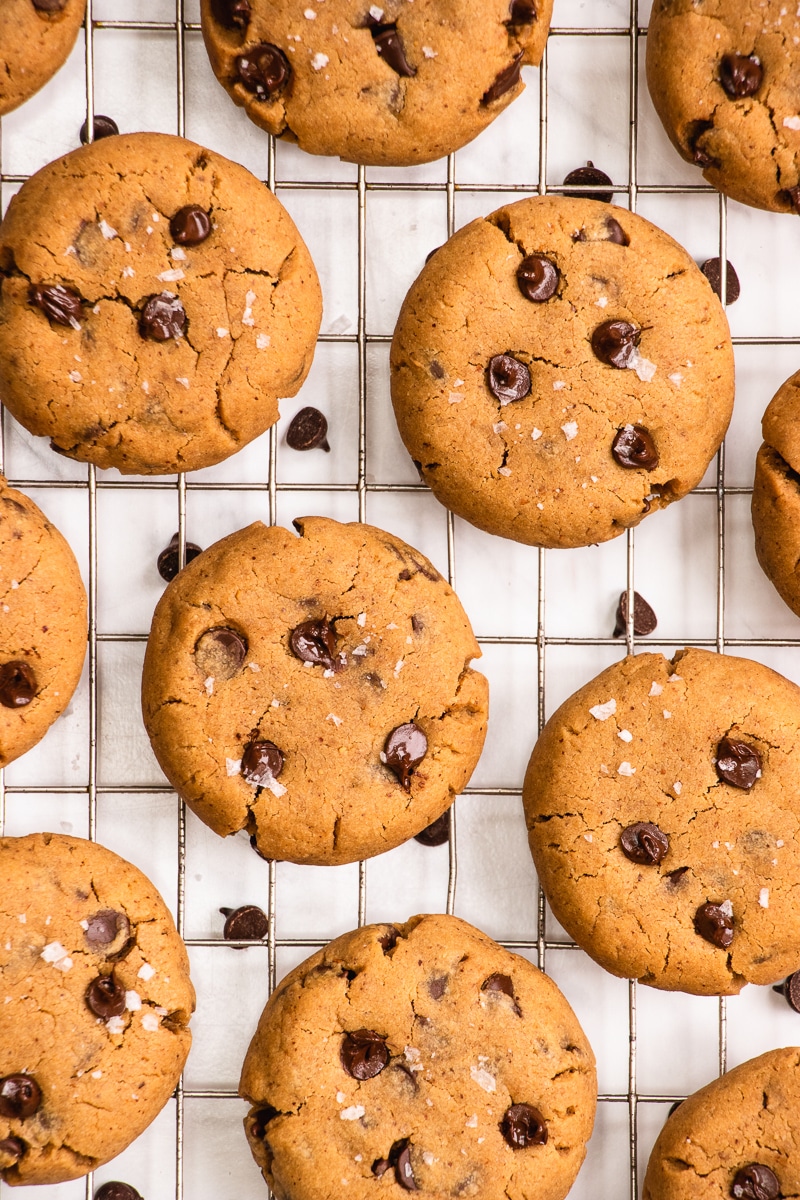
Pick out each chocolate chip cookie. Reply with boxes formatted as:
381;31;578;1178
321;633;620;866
141;517;488;866
0;0;86;118
0;133;321;474
240;914;596;1200
0;475;86;767
390;196;734;550
524;647;800;996
643;1048;800;1199
200;0;554;167
646;0;800;214
0;832;194;1185
752;368;800;618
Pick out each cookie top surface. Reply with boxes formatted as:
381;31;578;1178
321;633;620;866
0;476;87;767
646;0;800;214
390;196;734;550
643;1048;800;1199
752;369;800;619
200;0;553;167
240;913;596;1200
141;517;488;866
0;133;322;474
0;0;86;117
524;647;800;996
0;833;195;1186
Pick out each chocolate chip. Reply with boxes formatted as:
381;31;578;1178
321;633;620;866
384;723;427;790
378;927;399;953
286;406;330;451
290;618;336;668
0;662;37;709
340;1030;390;1080
715;737;761;790
248;1107;278;1140
427;975;447;999
94;1185;143;1200
372;1159;391;1178
220;904;268;941
784;186;800;215
195;627;247;681
592;319;640;369
157;533;202;582
139;293;186;341
0;1076;42;1120
604;218;630;246
241;739;284;787
694;902;734;949
563;162;614;203
429;359;444;378
29;284;83;327
667;1100;683;1118
249;834;271;861
411;614;424;633
0;1138;25;1164
613;591;658;637
211;0;251;29
388;1140;417;1191
86;973;126;1019
235;44;292;99
371;25;416;77
701;258;741;304
79;115;119;143
773;971;800;1013
719;54;762;98
731;1164;780;1200
482;53;524;105
481;974;523;1015
507;0;536;22
612;425;659;470
500;1104;548;1149
516;255;559;302
170;205;212;246
664;865;689;890
32;0;67;11
85;909;129;946
687;120;719;168
486;353;531;404
620;822;669;866
414;810;450;847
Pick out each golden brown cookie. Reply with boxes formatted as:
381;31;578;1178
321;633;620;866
141;517;488;866
390;196;734;550
0;832;195;1186
0;133;321;474
646;0;800;214
240;914;596;1200
524;648;800;996
752;367;800;617
200;0;553;167
0;0;86;118
643;1048;800;1200
0;475;86;767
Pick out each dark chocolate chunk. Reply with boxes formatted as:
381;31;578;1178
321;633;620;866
516;255;559;302
79;115;119;144
591;319;640;369
384;722;427;790
341;1030;390;1080
195;627;248;681
220;904;268;941
211;0;251;28
694;902;734;949
290;618;336;669
29;284;83;327
371;25;416;77
604;217;630;246
507;0;536;23
486;353;531;404
249;1107;278;1140
500;1104;548;1149
157;533;202;582
563;162;614;203
612;425;659;470
620;822;669;866
32;0;67;11
784;186;800;215
482;973;514;997
0;1076;42;1120
94;1184;143;1200
84;909;129;947
86;973;127;1019
241;740;284;788
372;1159;391;1178
482;53;524;105
773;970;800;1013
730;1164;780;1200
414;810;450;847
0;1138;25;1164
389;1140;417;1191
286;406;330;451
715;737;761;790
701;257;741;305
613;590;658;637
139;293;186;341
235;44;292;99
719;54;762;98
170;205;212;246
0;662;37;709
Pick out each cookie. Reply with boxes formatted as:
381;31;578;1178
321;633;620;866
0;832;195;1185
200;0;554;168
0;0;86;118
752;368;800;617
643;1048;800;1200
390;196;734;550
0;475;86;767
0;133;322;474
646;0;800;215
141;517;488;866
240;913;596;1200
523;647;800;996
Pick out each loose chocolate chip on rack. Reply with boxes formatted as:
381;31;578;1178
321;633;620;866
211;0;251;29
195;627;247;681
773;971;800;1013
612;425;659;470
241;740;284;787
500;1104;548;1149
32;0;67;11
341;1030;390;1080
0;1138;25;1164
701;257;741;305
731;1164;780;1200
94;1185;143;1200
290;618;336;668
0;662;37;709
157;533;202;583
86;973;127;1019
84;909;129;946
563;162;614;203
170;205;212;246
613;590;658;637
694;902;734;949
487;353;531;404
220;904;268;941
414;810;450;847
507;0;536;23
384;723;427;790
0;1076;42;1120
592;320;640;369
715;737;761;790
79;115;119;144
482;53;524;106
139;293;186;341
388;1140;417;1191
719;54;762;99
286;406;330;451
620;822;669;866
29;284;83;327
516;254;559;302
235;45;292;99
371;25;416;77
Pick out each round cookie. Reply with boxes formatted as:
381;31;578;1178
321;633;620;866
200;0;554;168
0;0;86;118
0;133;322;474
643;1048;800;1199
240;913;597;1200
646;0;800;215
0;832;195;1185
141;517;488;866
0;475;86;767
523;647;800;996
752;367;800;617
390;196;734;550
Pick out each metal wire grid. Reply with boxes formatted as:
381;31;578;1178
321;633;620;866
1;3;799;1199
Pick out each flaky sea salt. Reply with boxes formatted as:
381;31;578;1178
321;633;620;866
256;333;270;349
125;991;142;1012
141;1012;160;1032
618;762;636;777
327;713;343;726
99;219;117;239
618;729;633;742
470;1065;496;1093
311;52;329;70
784;116;800;130
759;888;770;908
561;421;578;441
590;698;616;721
138;963;156;981
158;268;185;282
226;757;242;776
532;428;543;440
340;1106;365;1121
674;782;682;795
649;681;663;696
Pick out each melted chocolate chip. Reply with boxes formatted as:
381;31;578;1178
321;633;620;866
784;186;800;214
516;255;559;302
612;425;659;470
481;974;522;1014
507;0;536;22
220;904;268;941
29;284;83;327
688;120;719;168
241;740;284;788
249;834;271;861
286;406;330;451
620;822;669;866
211;0;251;28
731;1164;780;1200
290;618;336;668
0;1138;25;1164
139;293;186;341
664;866;689;890
774;970;800;1013
487;353;531;404
667;1100;683;1118
482;53;524;105
414;810;450;847
389;1140;417;1191
604;218;630;246
341;1030;390;1080
372;1159;391;1178
86;973;126;1019
0;1076;42;1120
701;257;741;304
79;115;119;144
563;162;614;203
170;205;212;246
384;723;427;790
94;1184;142;1200
694;902;734;949
195;627;248;681
500;1104;548;1149
719;54;762;98
236;44;292;99
0;662;37;709
85;909;129;947
591;319;640;368
249;1107;278;1140
32;0;67;11
378;927;399;953
427;975;447;999
157;533;202;582
613;591;658;637
371;25;416;77
715;737;761;790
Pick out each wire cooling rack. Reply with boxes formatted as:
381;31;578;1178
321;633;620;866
2;2;800;1198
